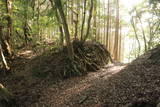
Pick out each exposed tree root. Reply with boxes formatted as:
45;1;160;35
62;40;112;78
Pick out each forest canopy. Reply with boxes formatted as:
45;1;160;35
0;0;159;63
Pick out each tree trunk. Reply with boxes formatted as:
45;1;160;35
0;45;10;71
131;17;141;56
49;0;64;49
37;0;40;40
118;25;122;61
103;2;106;45
113;0;119;60
80;0;87;41
5;0;13;58
148;20;160;50
109;9;112;52
76;0;80;39
53;0;74;60
83;0;94;41
23;0;31;46
74;13;78;40
93;0;97;41
137;15;147;52
0;26;10;71
106;0;110;49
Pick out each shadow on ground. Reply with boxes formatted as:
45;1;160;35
0;45;160;107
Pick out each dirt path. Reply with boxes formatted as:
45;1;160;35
30;64;125;107
1;49;125;107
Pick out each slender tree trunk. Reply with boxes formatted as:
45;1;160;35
83;0;94;41
59;26;64;48
98;1;102;43
23;0;31;46
109;9;112;52
148;21;153;50
37;0;40;40
81;0;87;40
0;26;10;70
49;0;64;48
76;0;80;39
93;0;97;41
113;0;119;60
97;0;101;42
53;0;74;60
5;0;13;57
71;0;74;36
131;17;141;56
106;0;110;49
0;44;10;71
103;2;106;45
148;20;160;50
118;24;122;61
71;1;74;26
74;13;78;40
137;15;147;52
6;0;13;42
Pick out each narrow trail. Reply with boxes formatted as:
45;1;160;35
1;49;125;107
35;64;125;107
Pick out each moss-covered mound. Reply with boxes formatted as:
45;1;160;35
62;40;112;78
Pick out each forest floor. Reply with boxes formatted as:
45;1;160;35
0;45;160;107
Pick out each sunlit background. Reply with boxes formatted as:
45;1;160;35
120;0;150;62
121;0;144;62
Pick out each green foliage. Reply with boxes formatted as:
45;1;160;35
149;0;160;4
0;0;59;49
127;1;160;60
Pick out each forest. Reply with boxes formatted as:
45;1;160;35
0;0;160;106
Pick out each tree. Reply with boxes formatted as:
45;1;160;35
53;0;74;60
83;0;94;41
93;0;97;41
5;0;14;57
37;0;40;40
49;0;64;49
80;0;87;40
130;16;141;56
137;13;147;52
114;0;120;60
0;25;10;70
106;0;110;49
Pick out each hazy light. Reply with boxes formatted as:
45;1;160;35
120;0;144;10
120;0;145;62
